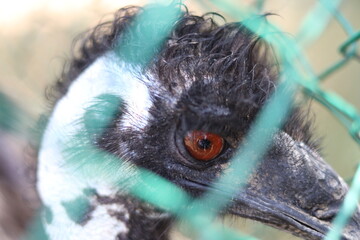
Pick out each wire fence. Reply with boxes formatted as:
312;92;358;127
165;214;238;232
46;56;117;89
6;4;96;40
0;0;359;239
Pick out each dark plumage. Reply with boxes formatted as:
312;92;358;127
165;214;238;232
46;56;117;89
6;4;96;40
36;5;360;240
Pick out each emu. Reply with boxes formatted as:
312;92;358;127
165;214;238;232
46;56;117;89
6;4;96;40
37;5;360;240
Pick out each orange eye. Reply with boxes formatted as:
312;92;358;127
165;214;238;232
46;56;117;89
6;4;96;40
183;130;224;161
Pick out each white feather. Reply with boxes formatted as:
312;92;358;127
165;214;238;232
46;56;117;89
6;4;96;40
37;52;152;239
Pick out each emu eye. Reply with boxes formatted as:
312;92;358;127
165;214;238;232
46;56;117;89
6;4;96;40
183;130;224;161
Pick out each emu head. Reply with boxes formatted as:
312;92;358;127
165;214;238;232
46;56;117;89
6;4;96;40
37;6;360;240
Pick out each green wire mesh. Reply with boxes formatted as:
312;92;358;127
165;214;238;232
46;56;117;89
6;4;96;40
8;0;358;239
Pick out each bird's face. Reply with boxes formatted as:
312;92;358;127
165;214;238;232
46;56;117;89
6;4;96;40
95;51;360;239
83;19;360;238
38;11;360;240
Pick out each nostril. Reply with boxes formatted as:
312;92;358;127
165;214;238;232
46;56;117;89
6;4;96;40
313;208;337;222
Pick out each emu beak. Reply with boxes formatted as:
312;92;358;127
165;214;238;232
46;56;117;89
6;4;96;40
181;132;360;239
228;132;360;239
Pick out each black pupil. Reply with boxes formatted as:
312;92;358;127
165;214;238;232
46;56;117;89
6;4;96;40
197;138;212;149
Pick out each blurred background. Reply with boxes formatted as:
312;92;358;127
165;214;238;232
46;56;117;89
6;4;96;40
0;0;359;239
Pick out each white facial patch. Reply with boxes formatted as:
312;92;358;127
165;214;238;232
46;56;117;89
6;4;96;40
37;52;152;239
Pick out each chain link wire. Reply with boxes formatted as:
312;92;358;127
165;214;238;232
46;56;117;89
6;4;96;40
9;0;358;239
